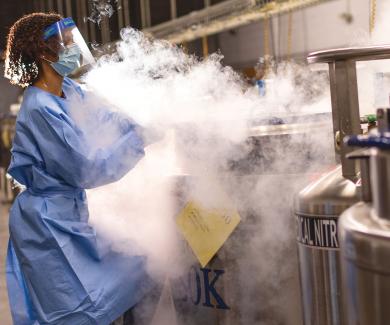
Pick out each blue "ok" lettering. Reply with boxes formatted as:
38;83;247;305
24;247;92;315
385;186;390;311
190;267;230;310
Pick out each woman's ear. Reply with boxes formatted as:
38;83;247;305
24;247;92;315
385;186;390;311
40;38;60;63
40;48;58;63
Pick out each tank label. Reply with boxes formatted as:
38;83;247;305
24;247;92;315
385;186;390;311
176;201;241;267
295;214;339;249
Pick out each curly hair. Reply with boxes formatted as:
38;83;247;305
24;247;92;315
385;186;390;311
4;13;62;88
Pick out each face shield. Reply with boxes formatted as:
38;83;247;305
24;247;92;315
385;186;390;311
43;17;95;76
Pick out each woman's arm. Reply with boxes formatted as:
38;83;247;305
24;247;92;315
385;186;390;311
28;105;145;189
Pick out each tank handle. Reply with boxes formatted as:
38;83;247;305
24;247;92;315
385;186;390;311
307;46;390;181
308;45;390;64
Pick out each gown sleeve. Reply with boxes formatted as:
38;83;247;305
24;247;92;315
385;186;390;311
28;104;145;189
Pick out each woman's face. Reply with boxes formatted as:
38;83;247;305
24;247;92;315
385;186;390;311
42;29;75;63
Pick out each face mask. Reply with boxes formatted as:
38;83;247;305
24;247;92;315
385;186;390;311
49;44;82;77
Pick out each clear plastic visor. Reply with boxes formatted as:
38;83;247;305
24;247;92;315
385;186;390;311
44;18;95;69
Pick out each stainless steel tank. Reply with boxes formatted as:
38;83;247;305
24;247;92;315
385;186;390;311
0;114;17;203
295;45;390;325
339;108;390;325
170;113;334;325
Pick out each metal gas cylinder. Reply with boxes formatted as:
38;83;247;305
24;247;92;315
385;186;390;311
295;45;390;325
339;108;390;325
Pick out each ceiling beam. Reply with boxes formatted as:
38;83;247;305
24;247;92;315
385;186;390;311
144;0;332;44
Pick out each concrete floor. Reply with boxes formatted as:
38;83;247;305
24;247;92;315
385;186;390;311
0;199;12;325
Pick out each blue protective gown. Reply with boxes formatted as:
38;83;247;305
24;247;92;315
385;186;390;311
6;77;152;325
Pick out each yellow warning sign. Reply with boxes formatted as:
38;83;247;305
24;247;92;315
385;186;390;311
176;201;241;267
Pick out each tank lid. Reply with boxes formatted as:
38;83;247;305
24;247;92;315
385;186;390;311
249;112;331;137
346;135;390;149
249;120;330;137
346;108;390;149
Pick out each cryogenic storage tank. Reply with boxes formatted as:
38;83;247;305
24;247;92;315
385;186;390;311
340;108;390;325
168;113;334;325
295;46;390;325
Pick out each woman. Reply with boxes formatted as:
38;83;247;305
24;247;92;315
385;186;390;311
4;13;152;325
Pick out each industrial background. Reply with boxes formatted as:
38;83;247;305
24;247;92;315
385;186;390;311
0;0;372;115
